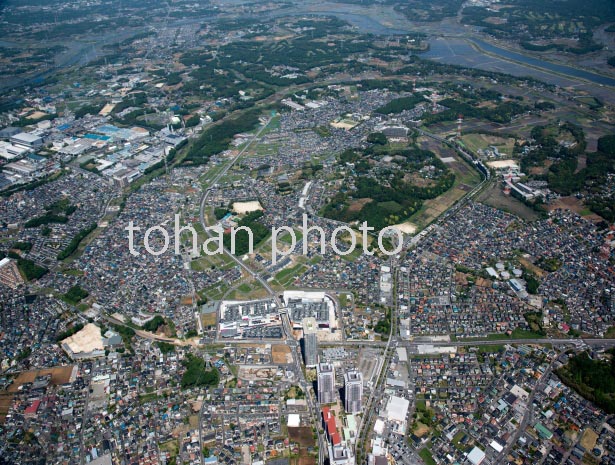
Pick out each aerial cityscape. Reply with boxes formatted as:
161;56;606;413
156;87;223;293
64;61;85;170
0;0;615;464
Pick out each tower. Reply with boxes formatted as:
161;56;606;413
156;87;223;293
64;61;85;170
344;371;363;414
317;363;336;405
302;317;318;368
456;114;463;139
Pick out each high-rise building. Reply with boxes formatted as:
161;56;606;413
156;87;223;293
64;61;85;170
344;370;363;414
302;317;318;367
317;363;336;404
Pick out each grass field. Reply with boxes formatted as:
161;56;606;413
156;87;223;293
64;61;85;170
191;240;236;269
575;96;602;109
253;114;280;136
548;196;603;222
279;229;304;245
202;281;231;301
275;262;308;287
478;182;542;222
62;268;85;276
477;344;505;353
238;283;251;293
461;133;516;156
511;328;546;339
339;245;363;262
288;427;316;447
159;440;179;463
0;392;13;424
518;256;547;278
452;430;467;450
461;329;545;341
225;280;270;300
419;448;437;465
408;137;481;230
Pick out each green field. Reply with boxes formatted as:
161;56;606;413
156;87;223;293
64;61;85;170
419;448;437;465
477;344;505;353
460;133;516;156
279;228;304;245
461;329;545;341
237;283;251;293
275;262;308;287
452;430;467;451
408;144;481;230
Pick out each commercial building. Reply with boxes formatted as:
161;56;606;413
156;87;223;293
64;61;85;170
384;395;410;426
330;444;354;465
112;168;142;187
10;132;43;149
0;126;21;139
287;414;301;428
0;141;29;160
317;363;336;404
3;158;40;177
322;406;341;445
283;290;336;328
381;126;409;141
467;446;486;465
302;317;318;367
322;407;355;464
344;371;363;414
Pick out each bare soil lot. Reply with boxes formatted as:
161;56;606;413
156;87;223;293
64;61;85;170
272;344;292;364
8;365;76;392
548;196;603;222
289;427;315;447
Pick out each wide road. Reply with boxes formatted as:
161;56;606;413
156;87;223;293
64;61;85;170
101;311;615;351
356;259;398;464
198;116;278;298
195;116;327;464
315;338;615;348
495;356;557;463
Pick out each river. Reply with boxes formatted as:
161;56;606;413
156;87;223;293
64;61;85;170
272;5;615;88
4;6;614;94
473;38;615;87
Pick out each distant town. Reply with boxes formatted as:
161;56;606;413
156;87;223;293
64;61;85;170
1;1;615;465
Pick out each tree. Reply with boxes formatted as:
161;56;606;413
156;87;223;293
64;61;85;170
63;285;89;305
186;114;201;127
597;135;615;155
367;132;387;145
142;315;165;332
181;354;219;389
